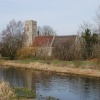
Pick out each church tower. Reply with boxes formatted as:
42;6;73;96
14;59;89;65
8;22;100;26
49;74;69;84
24;20;37;47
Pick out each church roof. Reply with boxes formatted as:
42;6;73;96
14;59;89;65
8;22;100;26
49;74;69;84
52;35;77;47
32;35;54;47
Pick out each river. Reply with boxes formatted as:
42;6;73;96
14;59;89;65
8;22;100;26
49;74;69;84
0;67;100;100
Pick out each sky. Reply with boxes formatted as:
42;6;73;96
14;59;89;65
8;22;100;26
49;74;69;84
0;0;100;35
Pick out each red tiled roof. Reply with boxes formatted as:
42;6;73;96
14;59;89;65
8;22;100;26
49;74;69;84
32;36;54;47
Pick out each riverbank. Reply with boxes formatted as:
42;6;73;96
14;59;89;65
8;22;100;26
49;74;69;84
0;80;35;100
0;59;100;78
0;79;59;100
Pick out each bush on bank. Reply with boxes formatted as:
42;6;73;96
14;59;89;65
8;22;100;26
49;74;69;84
0;81;36;100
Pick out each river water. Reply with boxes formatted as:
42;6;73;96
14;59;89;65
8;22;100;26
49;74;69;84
0;67;100;100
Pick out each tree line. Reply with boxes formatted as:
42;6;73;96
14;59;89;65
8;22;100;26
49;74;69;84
0;6;100;60
0;20;55;59
53;6;100;61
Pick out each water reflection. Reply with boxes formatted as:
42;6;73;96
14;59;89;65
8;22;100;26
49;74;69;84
0;67;100;100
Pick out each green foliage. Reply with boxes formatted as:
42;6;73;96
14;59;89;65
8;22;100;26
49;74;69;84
14;87;36;99
72;60;83;68
0;81;36;100
82;28;99;59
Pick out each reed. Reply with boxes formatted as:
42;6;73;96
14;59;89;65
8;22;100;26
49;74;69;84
0;80;16;100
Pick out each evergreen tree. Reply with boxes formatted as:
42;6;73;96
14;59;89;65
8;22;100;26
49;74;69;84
82;29;99;59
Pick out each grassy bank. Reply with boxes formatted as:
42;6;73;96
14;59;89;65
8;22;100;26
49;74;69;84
0;80;59;100
5;58;100;69
0;81;35;100
0;59;100;78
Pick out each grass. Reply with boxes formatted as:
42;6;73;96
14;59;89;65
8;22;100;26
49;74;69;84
0;81;59;100
12;58;45;64
0;60;5;65
1;57;100;70
0;81;16;100
14;87;36;99
11;58;99;68
0;80;36;100
11;58;74;65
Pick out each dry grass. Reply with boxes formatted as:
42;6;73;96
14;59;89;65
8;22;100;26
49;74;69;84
0;81;35;100
0;60;5;65
0;81;16;100
2;60;100;78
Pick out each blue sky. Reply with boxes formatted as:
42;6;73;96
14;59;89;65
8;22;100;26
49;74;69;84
0;0;100;35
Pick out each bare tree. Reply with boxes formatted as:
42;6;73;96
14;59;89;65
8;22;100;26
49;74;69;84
77;21;94;36
53;40;77;61
37;25;56;35
0;20;23;59
95;6;100;35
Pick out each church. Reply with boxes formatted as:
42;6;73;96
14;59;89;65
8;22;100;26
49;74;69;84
23;20;77;56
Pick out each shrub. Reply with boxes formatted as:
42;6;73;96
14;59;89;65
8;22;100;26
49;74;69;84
16;47;37;59
0;81;36;100
53;41;82;61
14;87;36;99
